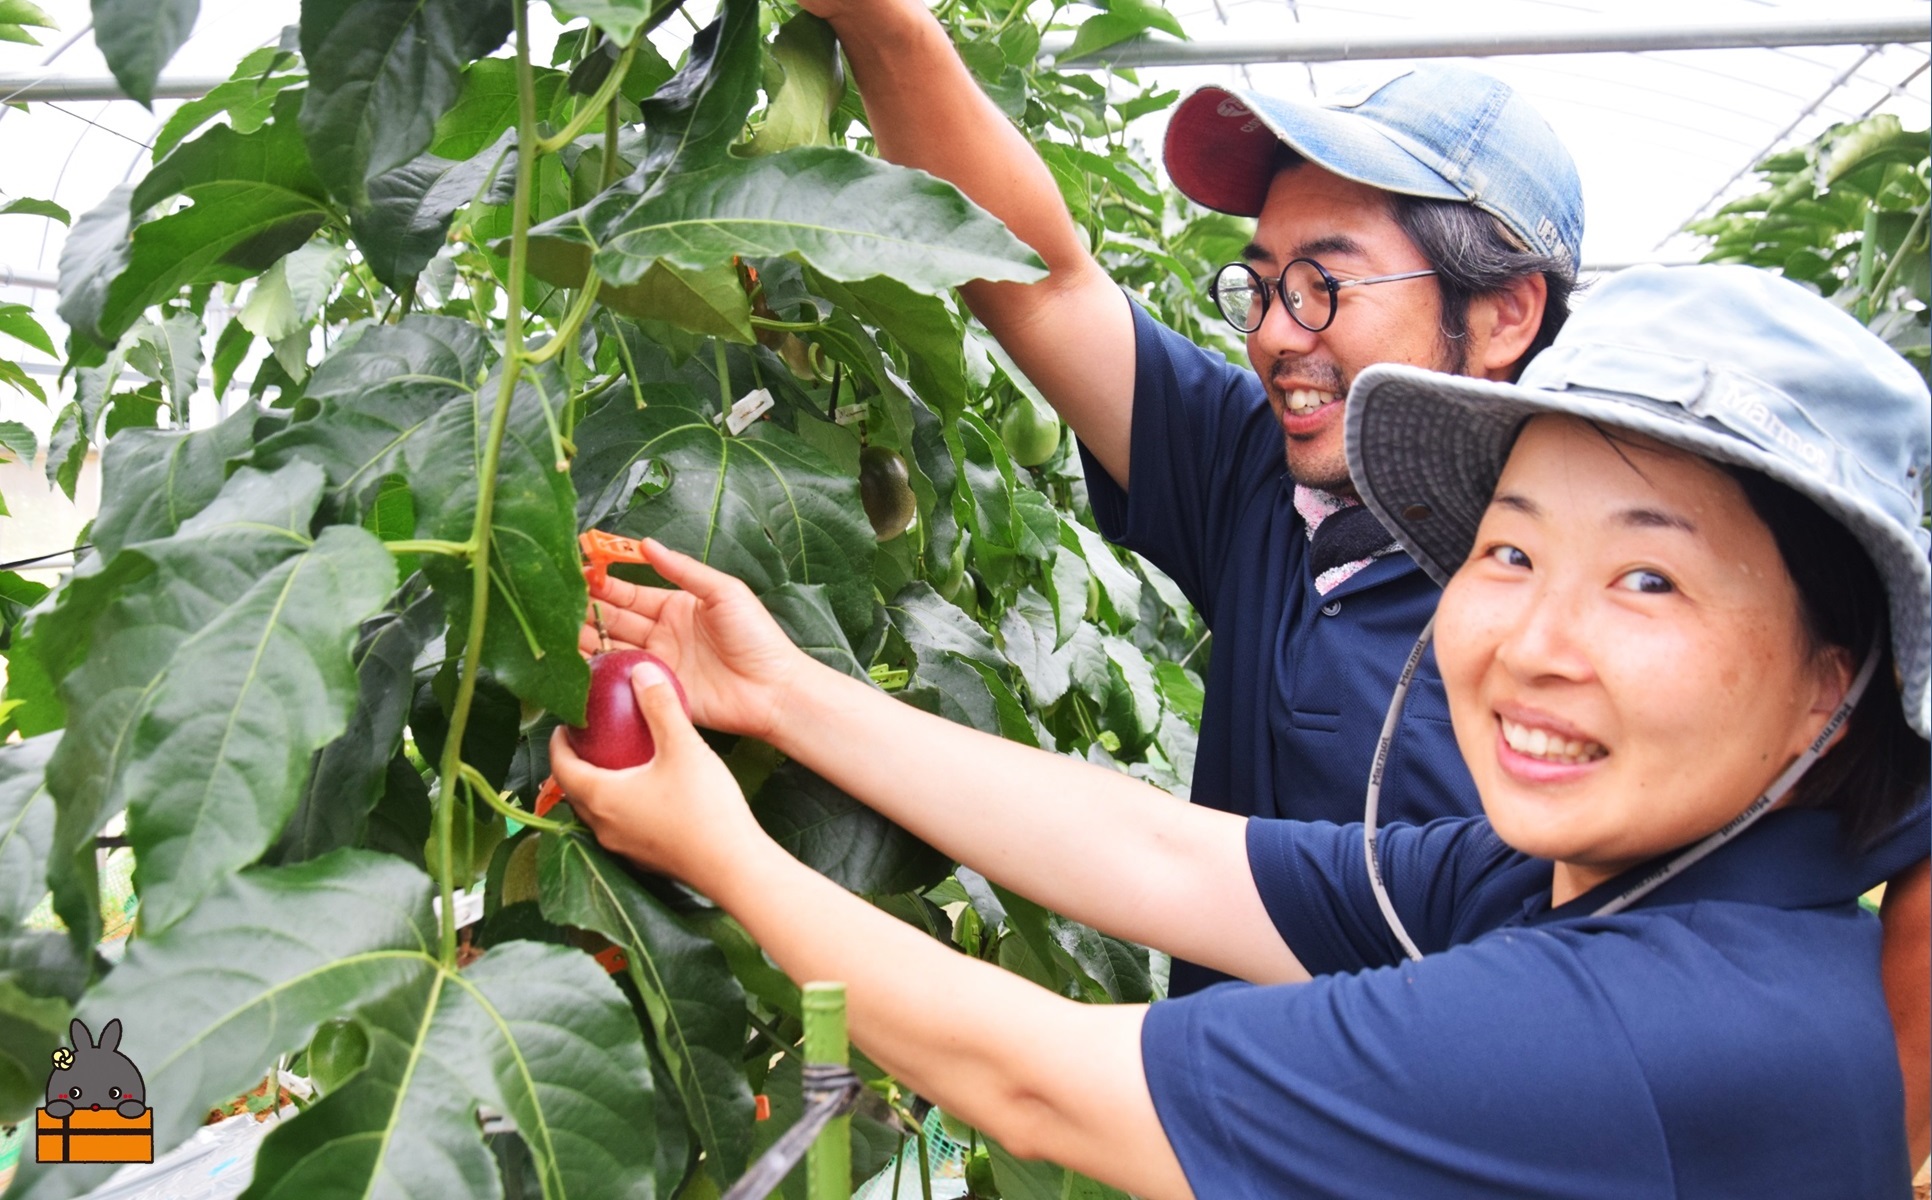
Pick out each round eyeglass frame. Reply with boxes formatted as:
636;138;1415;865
1209;258;1439;334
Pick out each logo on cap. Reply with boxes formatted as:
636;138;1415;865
1216;98;1250;119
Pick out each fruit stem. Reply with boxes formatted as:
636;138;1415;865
432;0;542;968
592;602;612;653
461;762;577;836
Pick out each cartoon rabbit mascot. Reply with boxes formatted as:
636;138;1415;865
45;1019;147;1119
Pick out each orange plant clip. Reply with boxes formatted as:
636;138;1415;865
534;777;566;818
579;530;649;590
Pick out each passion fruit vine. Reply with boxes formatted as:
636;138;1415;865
858;445;916;541
565;649;691;768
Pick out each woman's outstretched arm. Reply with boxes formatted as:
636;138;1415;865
580;539;1305;985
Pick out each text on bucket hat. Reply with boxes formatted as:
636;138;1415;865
1164;65;1583;270
1344;263;1932;739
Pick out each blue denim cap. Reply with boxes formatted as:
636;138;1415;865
1165;65;1583;270
1345;263;1932;738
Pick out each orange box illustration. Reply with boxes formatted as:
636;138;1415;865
35;1107;153;1164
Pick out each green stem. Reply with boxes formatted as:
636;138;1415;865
1867;203;1927;312
602;91;622;189
461;763;576;835
745;1011;801;1061
384;538;472;558
714;338;733;413
433;0;541;967
523;273;604;364
536;38;640;154
748;315;825;333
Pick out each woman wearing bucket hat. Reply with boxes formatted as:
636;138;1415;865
553;264;1929;1196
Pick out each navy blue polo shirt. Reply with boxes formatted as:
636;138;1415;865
1140;809;1913;1198
1081;298;1472;830
1080;297;1930;995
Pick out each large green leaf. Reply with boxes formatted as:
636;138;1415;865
271;589;442;863
528;148;1047;296
353;128;515;291
255;315;495;520
633;0;759;180
538;832;755;1178
90;384;253;556
526;239;754;339
298;0;516;206
408;364;590;718
61;94;333;347
0;732;57;929
43;464;398;932
0;930;88;1124
242;940;657;1200
807;272;966;420
92;0;199;106
7;851;437;1200
572;393;878;643
752;759;949;895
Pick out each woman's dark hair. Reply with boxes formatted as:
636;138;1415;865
1726;466;1929;848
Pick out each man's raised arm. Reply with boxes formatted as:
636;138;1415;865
802;0;1139;485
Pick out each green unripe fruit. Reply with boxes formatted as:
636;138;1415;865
307;1018;369;1095
965;1147;999;1198
999;401;1061;467
859;445;916;541
937;531;972;602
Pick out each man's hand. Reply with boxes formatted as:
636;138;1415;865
580;538;811;745
550;659;767;890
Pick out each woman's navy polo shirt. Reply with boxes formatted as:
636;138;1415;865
1140;810;1912;1197
1079;298;1930;994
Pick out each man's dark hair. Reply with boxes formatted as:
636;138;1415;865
1266;146;1575;377
1387;194;1575;377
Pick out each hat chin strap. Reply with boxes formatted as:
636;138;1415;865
1363;629;1884;961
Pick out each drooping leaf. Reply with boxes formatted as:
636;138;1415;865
0;418;35;465
998;587;1069;705
238;239;350;343
54;184;134;346
298;0;516;207
123;311;204;408
633;0;759;180
0;931;87;1124
90;402;253;557
91;0;199;106
528;148;1047;297
0;0;53;47
6;851;437;1200
745;12;842;157
763;582;869;680
539;831;755;1177
271;588;442;863
1063;518;1139;630
526;239;753;340
0;732;57;929
43;464;399;932
353;128;516;291
807;273;965;420
572;394;878;643
753;759;949;895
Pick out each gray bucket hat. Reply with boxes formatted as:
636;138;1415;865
1346;263;1931;739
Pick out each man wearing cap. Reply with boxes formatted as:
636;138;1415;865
796;0;1928;1156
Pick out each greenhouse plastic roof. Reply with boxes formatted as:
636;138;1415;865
0;0;1924;437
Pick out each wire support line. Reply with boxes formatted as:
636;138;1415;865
1657;45;1881;248
0;544;91;572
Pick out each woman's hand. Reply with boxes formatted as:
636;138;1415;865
550;657;768;890
580;539;810;744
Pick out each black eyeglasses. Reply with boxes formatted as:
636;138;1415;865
1209;258;1438;334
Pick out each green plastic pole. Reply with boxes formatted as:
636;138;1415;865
803;981;850;1200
